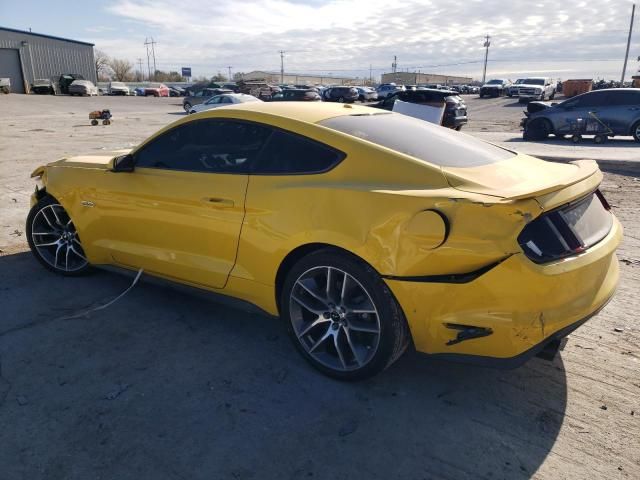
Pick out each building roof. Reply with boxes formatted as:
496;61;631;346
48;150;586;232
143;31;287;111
246;70;352;80
0;26;94;46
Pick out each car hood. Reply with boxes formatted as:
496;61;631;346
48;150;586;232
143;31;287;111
32;150;132;175
442;154;601;202
518;83;545;88
481;84;502;88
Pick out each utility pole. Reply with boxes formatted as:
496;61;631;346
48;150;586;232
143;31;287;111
392;55;397;73
369;64;372;85
227;66;233;81
279;50;285;84
137;58;143;81
621;3;636;85
482;34;491;84
150;38;157;80
144;38;152;81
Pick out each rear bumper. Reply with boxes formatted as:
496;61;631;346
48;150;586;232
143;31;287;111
385;217;622;364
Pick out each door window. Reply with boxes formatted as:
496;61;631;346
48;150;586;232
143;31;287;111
134;119;272;173
607;91;640;106
576;91;609;108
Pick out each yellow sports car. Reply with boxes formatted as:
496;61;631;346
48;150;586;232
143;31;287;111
27;102;621;380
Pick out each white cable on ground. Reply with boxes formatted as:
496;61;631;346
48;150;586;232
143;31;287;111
59;268;144;321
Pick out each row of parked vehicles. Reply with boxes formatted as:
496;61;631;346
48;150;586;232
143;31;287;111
182;84;469;130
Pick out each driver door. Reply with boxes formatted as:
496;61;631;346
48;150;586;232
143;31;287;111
88;119;272;289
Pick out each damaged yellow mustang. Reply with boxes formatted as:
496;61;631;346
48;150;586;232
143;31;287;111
27;103;621;380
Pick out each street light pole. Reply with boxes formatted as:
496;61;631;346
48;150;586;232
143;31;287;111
621;3;636;85
482;34;491;84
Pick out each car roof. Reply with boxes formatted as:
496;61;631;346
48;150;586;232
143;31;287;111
193;102;380;124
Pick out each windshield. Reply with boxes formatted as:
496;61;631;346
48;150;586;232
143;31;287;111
487;80;503;85
319;113;515;167
522;79;545;85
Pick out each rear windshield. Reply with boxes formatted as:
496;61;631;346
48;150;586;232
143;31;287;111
522;79;545;85
318;113;515;167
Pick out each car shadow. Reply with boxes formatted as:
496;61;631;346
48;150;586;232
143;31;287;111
0;251;566;479
167;111;187;116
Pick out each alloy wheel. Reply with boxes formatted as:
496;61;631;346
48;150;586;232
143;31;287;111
289;266;381;372
30;204;87;272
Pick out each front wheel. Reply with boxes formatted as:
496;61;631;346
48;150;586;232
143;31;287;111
183;102;192;112
282;250;410;380
631;121;640;142
26;196;90;276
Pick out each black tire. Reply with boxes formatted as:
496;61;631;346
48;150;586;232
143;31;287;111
540;93;545;101
524;118;552;141
183;102;192;112
455;125;462;131
91;119;98;126
26;195;91;276
338;96;345;103
631;121;640;142
281;249;410;381
549;91;555;100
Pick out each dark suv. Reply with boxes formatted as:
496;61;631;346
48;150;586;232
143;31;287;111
272;88;321;101
322;86;359;103
372;89;468;130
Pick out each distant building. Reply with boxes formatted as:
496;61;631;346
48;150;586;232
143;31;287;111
241;70;355;85
0;26;95;93
381;71;473;86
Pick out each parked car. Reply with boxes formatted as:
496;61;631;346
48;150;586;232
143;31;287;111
222;83;239;92
188;93;261;113
522;88;640;142
517;77;556;102
479;79;510;98
506;79;525;97
376;83;404;99
58;74;85;95
182;88;233;112
144;83;170;97
355;87;378;102
168;86;185;97
133;87;146;96
27;102;621;380
372;88;468;130
68;80;98;96
0;78;10;94
271;89;321;102
31;78;57;95
322;86;359;103
108;81;130;96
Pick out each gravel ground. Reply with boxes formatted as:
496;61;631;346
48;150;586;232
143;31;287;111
0;94;638;480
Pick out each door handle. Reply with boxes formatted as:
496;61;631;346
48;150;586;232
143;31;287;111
202;197;234;207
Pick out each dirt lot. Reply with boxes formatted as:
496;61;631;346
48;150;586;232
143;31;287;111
0;94;639;480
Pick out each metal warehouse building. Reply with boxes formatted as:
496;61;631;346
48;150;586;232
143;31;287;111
0;26;95;93
381;71;473;86
242;70;355;85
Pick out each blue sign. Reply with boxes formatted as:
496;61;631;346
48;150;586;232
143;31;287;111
181;67;191;77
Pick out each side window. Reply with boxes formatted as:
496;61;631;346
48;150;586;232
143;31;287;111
253;130;345;174
134;119;272;174
608;91;640;106
194;91;204;97
579;92;609;108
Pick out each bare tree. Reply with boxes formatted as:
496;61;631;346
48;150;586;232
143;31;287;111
94;49;111;81
108;58;134;82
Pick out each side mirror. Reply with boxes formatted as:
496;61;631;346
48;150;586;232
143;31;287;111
110;154;135;172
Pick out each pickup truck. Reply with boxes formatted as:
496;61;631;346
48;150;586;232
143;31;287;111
479;79;510;98
517;77;556;103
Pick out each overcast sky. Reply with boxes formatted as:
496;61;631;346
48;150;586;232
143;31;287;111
3;0;639;81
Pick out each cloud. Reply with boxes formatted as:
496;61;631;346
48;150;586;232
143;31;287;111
97;0;639;80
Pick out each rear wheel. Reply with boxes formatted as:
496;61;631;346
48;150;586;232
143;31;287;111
183;102;192;112
26;196;90;276
338;97;345;103
282;249;410;380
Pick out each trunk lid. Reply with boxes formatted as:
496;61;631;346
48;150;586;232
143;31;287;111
442;154;601;204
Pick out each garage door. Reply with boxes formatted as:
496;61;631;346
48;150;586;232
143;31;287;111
0;48;25;93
